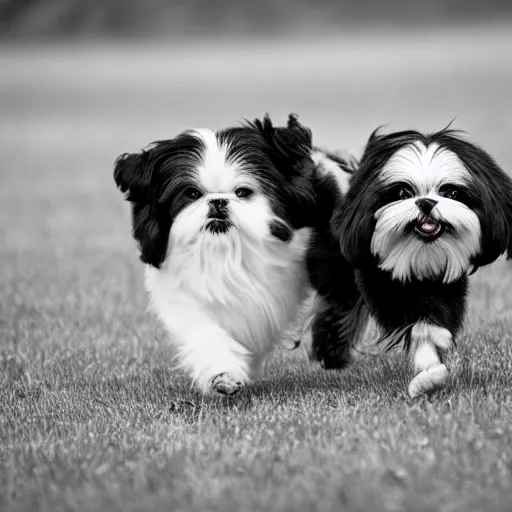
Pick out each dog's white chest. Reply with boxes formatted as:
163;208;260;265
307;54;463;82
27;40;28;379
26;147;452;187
206;251;310;350
146;228;311;353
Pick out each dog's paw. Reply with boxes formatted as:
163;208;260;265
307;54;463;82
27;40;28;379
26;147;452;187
210;373;243;397
408;364;448;399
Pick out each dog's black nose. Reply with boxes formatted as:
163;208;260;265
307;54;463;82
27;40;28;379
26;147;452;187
210;198;228;209
208;198;229;219
415;198;438;215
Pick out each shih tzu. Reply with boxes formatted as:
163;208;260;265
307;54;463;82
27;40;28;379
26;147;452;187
307;128;512;398
114;114;345;397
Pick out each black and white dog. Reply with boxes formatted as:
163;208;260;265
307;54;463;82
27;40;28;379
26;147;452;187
114;115;346;396
308;128;512;398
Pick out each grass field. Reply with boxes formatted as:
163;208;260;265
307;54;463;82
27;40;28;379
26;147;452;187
2;26;512;511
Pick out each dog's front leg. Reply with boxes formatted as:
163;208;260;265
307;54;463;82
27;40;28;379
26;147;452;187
408;321;453;399
154;300;251;396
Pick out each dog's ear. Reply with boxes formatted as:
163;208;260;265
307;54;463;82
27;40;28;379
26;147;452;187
250;113;312;176
472;160;512;268
330;134;381;268
434;134;512;269
248;114;316;228
332;186;376;268
479;184;512;268
114;152;151;202
114;150;169;268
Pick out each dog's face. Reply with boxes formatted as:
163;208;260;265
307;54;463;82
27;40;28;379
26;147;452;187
336;129;512;283
114;115;315;268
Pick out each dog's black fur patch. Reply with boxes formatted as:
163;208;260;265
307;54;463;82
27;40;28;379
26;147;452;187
309;127;512;369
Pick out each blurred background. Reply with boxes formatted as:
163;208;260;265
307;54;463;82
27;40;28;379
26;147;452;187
1;0;512;316
2;1;512;161
2;0;512;38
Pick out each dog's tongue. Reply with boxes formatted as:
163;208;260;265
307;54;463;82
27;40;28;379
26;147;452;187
419;219;438;234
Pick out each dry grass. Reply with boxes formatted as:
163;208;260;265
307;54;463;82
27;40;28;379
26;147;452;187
1;27;512;511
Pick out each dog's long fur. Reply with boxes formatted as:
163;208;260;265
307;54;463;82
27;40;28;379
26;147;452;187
114;115;348;395
309;128;512;390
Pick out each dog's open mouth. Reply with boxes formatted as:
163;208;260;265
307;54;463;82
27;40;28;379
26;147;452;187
415;216;444;241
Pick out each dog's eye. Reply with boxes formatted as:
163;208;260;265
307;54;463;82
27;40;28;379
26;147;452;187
185;188;203;201
398;187;414;200
235;187;254;199
440;187;459;200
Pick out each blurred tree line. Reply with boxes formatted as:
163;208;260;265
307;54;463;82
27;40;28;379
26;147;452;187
1;0;511;38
